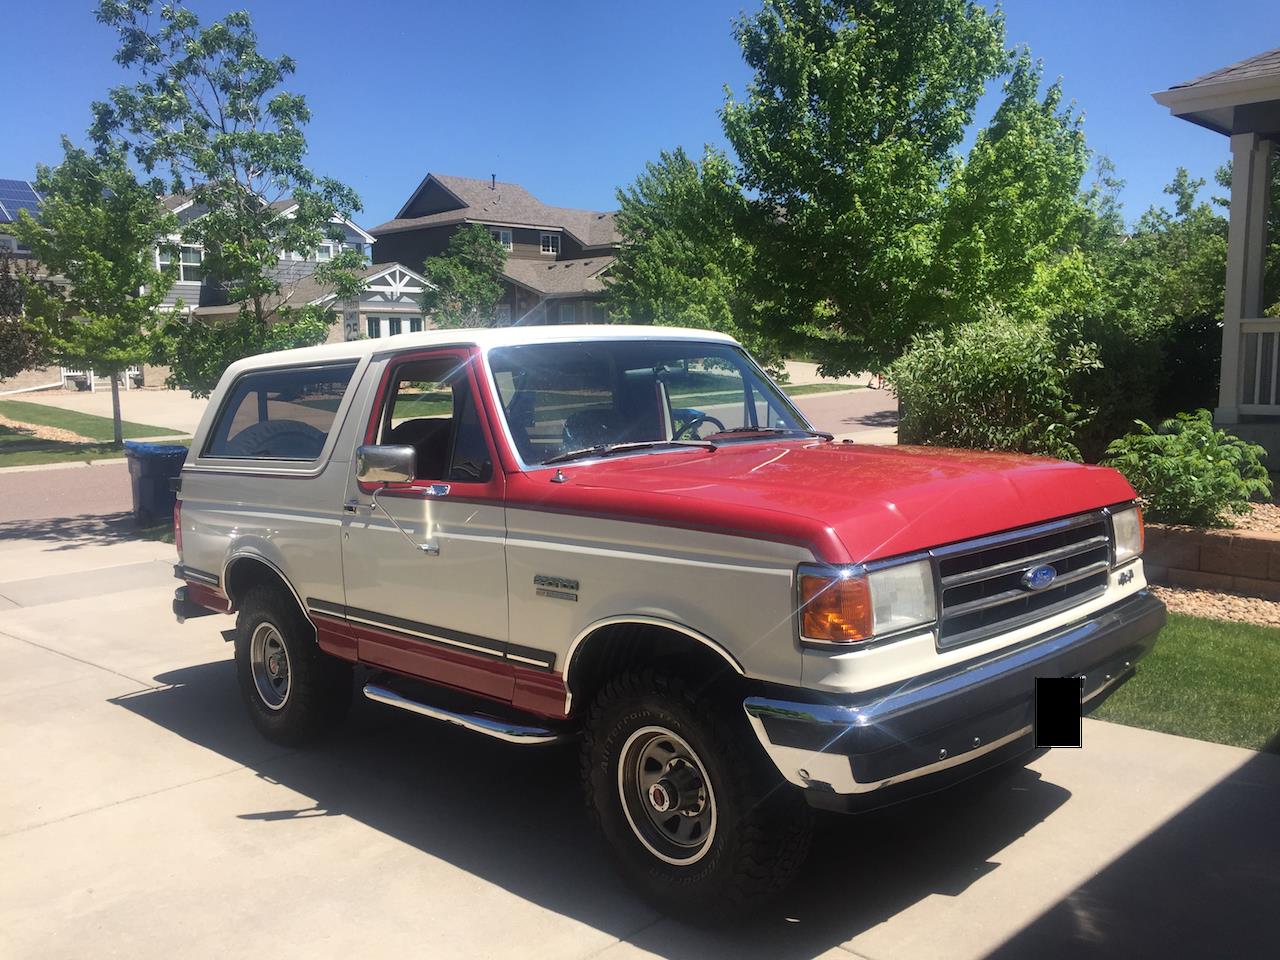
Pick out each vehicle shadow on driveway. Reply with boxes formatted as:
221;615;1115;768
982;747;1280;959
110;657;1073;958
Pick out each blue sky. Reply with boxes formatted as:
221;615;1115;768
4;1;1277;229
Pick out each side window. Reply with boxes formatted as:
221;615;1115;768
377;356;493;483
204;363;357;461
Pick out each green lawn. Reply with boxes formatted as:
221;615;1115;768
0;425;189;468
136;521;176;544
1093;612;1280;753
0;399;178;441
783;381;867;397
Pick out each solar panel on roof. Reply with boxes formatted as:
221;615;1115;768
0;179;41;223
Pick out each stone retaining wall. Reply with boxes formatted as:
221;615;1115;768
1144;524;1280;600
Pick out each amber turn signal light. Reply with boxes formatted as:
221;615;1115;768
799;573;873;643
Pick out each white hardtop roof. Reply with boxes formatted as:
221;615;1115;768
225;324;740;376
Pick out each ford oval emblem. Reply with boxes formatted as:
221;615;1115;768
1021;564;1058;591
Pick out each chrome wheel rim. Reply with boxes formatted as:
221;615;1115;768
618;726;717;865
250;622;291;711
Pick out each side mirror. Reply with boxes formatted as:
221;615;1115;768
356;444;415;485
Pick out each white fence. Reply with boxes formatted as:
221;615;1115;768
60;367;143;392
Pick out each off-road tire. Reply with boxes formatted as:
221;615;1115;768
234;584;351;745
581;668;812;919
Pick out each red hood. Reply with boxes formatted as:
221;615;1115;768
503;440;1135;565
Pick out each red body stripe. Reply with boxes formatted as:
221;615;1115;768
185;580;232;613
314;612;568;720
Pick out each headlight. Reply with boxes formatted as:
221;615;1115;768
798;559;936;645
1111;506;1144;566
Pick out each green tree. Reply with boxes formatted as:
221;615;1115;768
607;147;783;365
0;250;51;381
11;141;176;444
90;1;367;396
930;53;1093;327
720;0;1008;374
420;224;509;328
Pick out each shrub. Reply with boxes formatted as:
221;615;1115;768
1102;410;1272;527
887;309;1100;461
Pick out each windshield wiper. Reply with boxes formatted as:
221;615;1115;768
709;427;834;443
542;439;713;466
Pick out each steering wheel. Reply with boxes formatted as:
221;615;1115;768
673;414;726;440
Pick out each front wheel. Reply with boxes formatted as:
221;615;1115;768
581;669;812;919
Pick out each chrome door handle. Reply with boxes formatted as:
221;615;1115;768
343;499;361;513
421;542;441;557
423;483;450;498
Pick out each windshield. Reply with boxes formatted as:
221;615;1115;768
486;339;812;467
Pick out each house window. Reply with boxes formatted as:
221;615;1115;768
492;229;513;251
409;317;423;333
495;304;512;325
159;245;204;282
540;233;559;255
316;242;333;261
388;317;402;336
366;316;382;338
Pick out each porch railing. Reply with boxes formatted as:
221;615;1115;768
1240;319;1280;413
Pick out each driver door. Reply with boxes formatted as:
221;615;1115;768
340;348;513;701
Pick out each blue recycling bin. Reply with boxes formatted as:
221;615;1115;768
123;441;188;526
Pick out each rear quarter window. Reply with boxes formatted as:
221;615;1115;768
204;363;358;461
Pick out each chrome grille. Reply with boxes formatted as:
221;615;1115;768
934;512;1111;649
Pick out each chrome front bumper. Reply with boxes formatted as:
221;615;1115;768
745;591;1165;803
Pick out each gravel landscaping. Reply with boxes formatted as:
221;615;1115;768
1228;501;1280;535
1151;584;1280;629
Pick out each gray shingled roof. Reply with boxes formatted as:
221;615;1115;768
503;256;615;296
372;173;619;248
1171;46;1280;90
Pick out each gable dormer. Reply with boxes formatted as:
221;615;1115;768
398;175;469;219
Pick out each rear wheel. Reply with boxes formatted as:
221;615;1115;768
581;669;812;919
235;584;351;745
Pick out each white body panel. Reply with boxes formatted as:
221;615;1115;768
504;508;811;687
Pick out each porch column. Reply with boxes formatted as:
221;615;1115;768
1217;133;1275;422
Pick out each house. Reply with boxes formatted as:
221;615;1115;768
0;177;80;395
0;178;39;255
0;189;428;395
369;173;619;325
159;195;429;346
1154;47;1279;460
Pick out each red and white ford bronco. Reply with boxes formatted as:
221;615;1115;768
172;325;1164;914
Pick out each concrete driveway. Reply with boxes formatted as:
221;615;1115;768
1;510;1277;958
16;387;209;436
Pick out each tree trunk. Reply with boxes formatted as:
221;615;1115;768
110;373;123;447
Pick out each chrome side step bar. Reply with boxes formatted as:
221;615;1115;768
362;683;572;745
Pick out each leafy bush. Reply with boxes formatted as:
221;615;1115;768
888;309;1100;461
1102;410;1272;527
